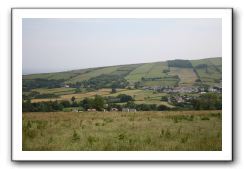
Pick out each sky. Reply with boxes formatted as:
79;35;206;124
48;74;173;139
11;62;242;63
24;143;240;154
22;18;222;75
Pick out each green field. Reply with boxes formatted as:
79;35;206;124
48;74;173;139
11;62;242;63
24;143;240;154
169;67;197;86
23;110;222;151
67;66;119;83
32;87;76;96
23;57;222;89
24;57;222;110
190;57;222;86
125;63;155;83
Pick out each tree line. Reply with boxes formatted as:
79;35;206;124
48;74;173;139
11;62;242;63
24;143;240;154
23;93;221;112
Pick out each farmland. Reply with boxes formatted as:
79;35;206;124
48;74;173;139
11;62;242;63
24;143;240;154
23;110;222;151
23;57;222;108
22;57;222;151
23;57;222;90
30;88;171;107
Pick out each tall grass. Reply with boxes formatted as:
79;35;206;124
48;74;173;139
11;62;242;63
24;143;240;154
22;110;222;151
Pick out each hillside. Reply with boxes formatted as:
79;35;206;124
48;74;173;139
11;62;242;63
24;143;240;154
23;57;222;90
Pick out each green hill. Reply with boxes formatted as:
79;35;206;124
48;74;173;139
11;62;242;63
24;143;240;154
23;57;222;91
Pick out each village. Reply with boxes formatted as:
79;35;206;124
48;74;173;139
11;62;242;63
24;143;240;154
69;85;222;113
142;85;222;94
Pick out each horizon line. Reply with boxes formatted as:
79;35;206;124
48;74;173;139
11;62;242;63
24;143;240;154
23;56;221;76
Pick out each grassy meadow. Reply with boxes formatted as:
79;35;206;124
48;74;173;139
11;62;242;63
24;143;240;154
23;110;222;151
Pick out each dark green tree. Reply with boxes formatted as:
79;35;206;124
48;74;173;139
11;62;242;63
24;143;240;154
71;96;76;103
94;95;104;111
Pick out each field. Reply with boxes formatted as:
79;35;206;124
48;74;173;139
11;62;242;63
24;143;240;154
32;87;76;96
23;110;222;151
31;88;172;107
23;57;222;89
169;67;198;86
190;57;222;86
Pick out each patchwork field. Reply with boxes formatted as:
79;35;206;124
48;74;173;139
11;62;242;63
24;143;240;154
125;63;155;83
22;110;222;151
169;67;198;86
23;57;222;91
32;87;76;96
31;88;171;108
190;57;222;86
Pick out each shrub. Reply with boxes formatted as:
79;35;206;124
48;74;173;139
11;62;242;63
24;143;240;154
48;137;53;144
26;128;38;139
87;136;97;145
201;116;210;120
173;117;178;123
103;118;113;123
160;129;165;138
180;135;189;143
145;136;152;144
27;120;32;129
72;130;80;141
118;133;126;140
165;129;171;139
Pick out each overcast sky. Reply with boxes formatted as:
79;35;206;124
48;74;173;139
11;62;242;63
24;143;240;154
23;18;221;74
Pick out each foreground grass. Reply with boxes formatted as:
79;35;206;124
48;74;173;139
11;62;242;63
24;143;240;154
22;110;221;151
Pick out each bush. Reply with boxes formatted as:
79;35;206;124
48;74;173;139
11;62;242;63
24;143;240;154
180;135;189;143
87;136;97;145
201;116;210;120
118;133;126;140
72;130;80;141
157;105;169;111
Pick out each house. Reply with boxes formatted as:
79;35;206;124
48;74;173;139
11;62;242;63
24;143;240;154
208;87;217;92
122;108;130;112
72;108;78;112
122;108;136;112
129;109;137;112
175;96;183;103
64;84;70;88
87;108;96;112
111;108;118;111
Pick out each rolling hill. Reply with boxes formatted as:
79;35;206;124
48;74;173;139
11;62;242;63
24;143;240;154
23;57;222;90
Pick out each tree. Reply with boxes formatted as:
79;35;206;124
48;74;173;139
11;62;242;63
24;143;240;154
134;81;142;89
94;95;104;111
80;98;94;110
117;94;133;102
192;93;221;110
22;99;32;112
71;96;76;103
111;87;117;94
60;100;71;108
161;96;168;102
52;100;64;110
126;101;136;109
157;105;169;111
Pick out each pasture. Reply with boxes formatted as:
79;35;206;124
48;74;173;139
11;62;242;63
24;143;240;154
31;88;172;108
24;57;222;95
169;67;197;86
23;110;222;151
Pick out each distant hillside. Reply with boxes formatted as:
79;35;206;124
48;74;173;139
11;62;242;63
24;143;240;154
23;57;222;91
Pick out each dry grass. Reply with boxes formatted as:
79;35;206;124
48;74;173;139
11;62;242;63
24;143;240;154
23;110;222;151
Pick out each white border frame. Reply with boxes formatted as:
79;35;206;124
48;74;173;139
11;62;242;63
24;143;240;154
12;8;232;161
